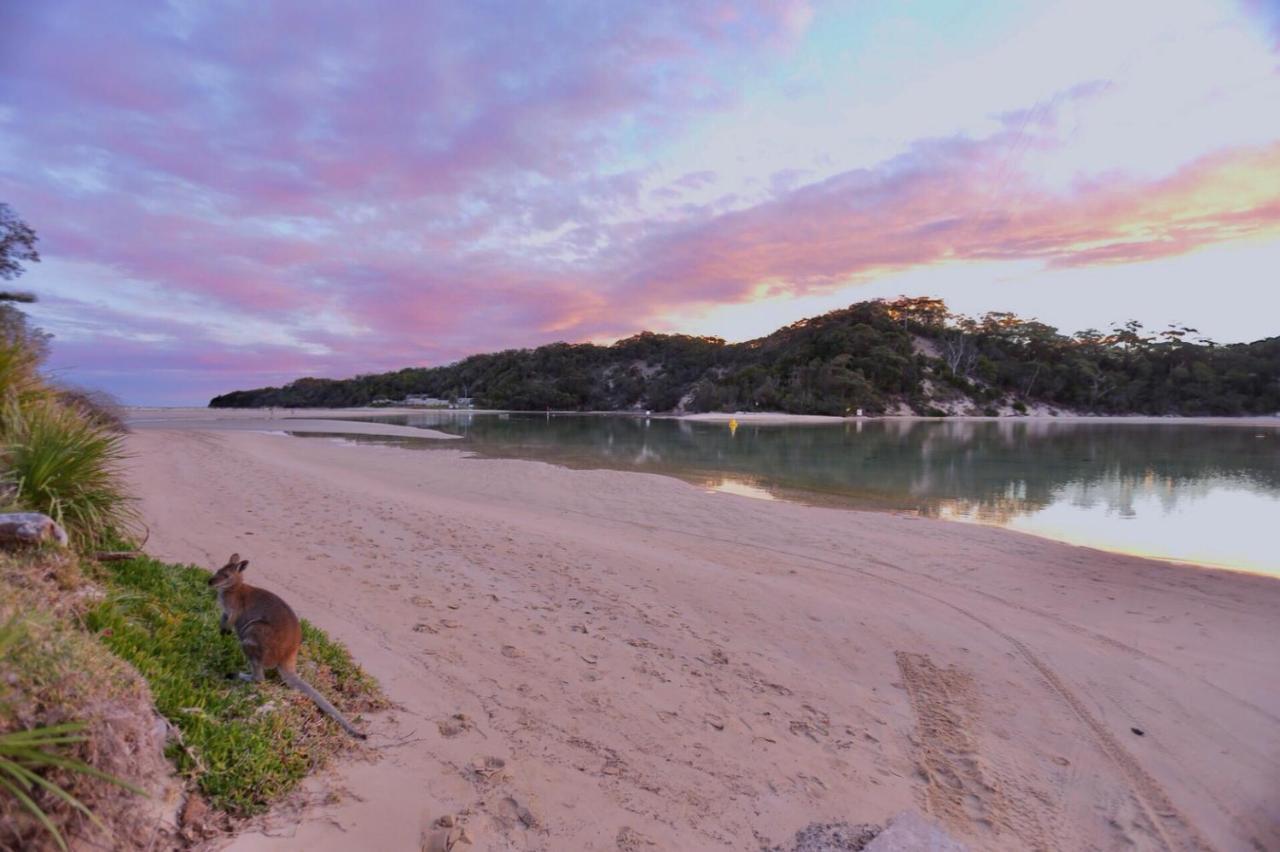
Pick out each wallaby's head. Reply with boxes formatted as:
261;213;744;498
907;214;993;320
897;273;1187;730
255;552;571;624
209;553;249;590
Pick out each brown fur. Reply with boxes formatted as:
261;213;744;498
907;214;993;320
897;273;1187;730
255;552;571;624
209;553;366;739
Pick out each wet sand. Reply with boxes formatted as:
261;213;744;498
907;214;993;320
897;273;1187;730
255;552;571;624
123;415;1280;851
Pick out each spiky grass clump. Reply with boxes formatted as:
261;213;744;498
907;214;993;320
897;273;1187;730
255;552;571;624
1;399;136;548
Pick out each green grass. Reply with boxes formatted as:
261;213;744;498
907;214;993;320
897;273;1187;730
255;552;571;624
84;556;384;815
1;399;137;548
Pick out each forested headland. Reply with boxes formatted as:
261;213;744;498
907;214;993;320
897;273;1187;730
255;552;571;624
210;297;1280;416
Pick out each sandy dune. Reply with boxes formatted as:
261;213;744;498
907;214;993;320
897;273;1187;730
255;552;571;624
122;423;1280;851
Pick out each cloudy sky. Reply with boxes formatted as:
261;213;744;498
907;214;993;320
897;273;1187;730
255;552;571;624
2;0;1278;404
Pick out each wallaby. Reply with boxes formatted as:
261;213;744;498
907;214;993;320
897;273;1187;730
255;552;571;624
209;553;366;739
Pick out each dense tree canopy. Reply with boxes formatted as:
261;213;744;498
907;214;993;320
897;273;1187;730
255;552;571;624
211;297;1280;416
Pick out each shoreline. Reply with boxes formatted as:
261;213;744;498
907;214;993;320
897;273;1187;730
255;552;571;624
129;405;1280;428
122;416;1280;850
680;411;1280;426
128;410;1279;576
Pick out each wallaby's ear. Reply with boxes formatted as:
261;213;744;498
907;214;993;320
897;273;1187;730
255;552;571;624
237;560;249;573
228;553;240;565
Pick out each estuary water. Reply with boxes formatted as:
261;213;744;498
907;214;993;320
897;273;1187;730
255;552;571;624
318;412;1280;576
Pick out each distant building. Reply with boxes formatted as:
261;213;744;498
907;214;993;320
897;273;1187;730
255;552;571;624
452;397;474;409
402;395;449;408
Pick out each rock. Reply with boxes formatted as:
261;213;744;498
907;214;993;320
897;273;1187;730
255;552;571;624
0;512;68;548
864;811;967;852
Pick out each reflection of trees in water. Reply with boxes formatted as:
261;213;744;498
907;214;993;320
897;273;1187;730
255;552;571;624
1058;474;1230;519
341;414;1280;522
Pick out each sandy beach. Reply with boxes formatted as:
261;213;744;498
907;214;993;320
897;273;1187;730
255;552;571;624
123;416;1280;851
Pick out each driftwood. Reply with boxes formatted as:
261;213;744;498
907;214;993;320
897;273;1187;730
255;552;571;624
0;512;69;548
94;550;144;561
94;523;150;561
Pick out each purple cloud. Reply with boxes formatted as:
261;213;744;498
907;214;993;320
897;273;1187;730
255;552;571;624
1;1;1276;405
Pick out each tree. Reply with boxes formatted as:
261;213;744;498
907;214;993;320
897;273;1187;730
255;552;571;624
882;296;948;331
0;203;40;284
0;204;46;355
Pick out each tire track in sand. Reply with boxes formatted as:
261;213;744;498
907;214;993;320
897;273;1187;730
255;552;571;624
554;508;1217;851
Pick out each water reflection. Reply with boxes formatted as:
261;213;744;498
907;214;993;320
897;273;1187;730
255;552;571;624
307;413;1280;575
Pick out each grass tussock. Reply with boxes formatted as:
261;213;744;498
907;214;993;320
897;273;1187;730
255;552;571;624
1;399;137;548
85;555;386;815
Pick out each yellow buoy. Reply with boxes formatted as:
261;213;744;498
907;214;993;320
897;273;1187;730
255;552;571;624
728;417;739;436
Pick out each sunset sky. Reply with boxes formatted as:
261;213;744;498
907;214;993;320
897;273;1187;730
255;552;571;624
2;1;1278;404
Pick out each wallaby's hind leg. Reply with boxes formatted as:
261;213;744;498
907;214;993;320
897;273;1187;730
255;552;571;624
235;649;266;682
235;661;264;682
233;625;268;682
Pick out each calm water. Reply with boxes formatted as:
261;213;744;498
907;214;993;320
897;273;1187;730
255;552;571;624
311;413;1280;575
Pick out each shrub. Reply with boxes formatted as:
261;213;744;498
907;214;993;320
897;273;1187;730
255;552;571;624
55;388;126;433
0;400;137;548
0;339;50;411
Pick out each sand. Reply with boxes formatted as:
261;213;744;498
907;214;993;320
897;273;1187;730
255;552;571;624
122;416;1280;851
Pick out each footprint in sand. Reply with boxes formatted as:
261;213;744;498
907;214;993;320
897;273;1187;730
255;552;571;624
616;826;657;850
437;714;474;738
496;796;539;830
467;756;509;786
423;815;474;852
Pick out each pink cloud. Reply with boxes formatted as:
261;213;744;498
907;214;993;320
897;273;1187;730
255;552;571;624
1;1;1276;404
597;138;1280;327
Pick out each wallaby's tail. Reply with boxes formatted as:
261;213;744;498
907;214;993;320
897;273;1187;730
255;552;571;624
279;668;367;739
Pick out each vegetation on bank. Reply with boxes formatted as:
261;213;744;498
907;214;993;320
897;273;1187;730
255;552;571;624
0;203;383;848
86;556;385;815
210;297;1280;416
0;552;163;852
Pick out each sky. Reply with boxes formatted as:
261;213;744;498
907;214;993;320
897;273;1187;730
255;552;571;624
1;0;1278;405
